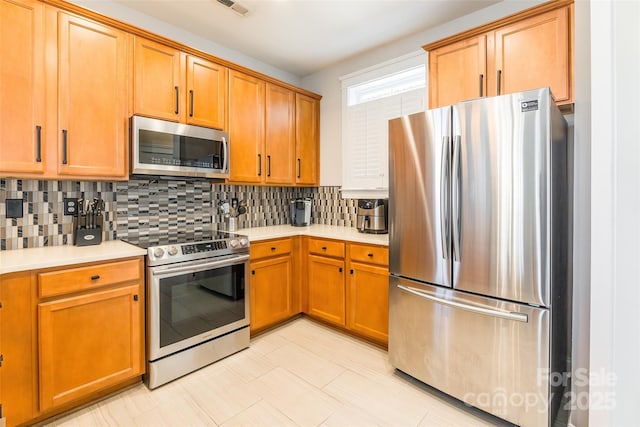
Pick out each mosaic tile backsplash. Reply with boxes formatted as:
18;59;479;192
1;177;358;250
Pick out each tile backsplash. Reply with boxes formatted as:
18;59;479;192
1;177;358;250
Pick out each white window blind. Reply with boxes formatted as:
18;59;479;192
341;52;427;199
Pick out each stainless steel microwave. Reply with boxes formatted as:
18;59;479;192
131;115;229;179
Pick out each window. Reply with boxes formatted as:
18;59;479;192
341;52;427;199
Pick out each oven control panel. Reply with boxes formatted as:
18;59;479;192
182;241;230;255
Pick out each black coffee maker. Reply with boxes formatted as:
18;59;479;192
290;198;311;227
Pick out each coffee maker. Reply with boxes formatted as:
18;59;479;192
290;198;311;227
356;199;388;234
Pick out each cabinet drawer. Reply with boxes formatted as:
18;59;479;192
250;238;292;259
307;238;345;258
38;258;142;298
349;244;389;266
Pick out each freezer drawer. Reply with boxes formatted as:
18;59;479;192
389;276;551;427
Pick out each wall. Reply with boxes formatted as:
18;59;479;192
68;0;301;87
301;1;545;186
588;0;640;425
0;178;356;250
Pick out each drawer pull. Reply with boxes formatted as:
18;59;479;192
271;247;276;251
367;253;374;257
90;275;100;281
321;246;327;250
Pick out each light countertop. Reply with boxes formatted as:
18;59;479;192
0;240;147;275
235;224;389;246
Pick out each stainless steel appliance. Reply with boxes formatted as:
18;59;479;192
388;88;571;427
131;115;229;179
356;199;388;234
290;198;311;226
123;231;250;389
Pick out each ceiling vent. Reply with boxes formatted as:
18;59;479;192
216;0;249;16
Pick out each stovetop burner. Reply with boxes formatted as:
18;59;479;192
122;229;249;266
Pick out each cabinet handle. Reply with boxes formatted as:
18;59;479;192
367;253;374;257
62;129;68;164
133;294;139;301
297;158;301;179
36;125;42;162
339;267;343;273
350;269;354;274
267;155;271;177
271;247;276;251
175;86;179;114
189;90;194;117
321;246;327;251
251;270;255;275
497;70;502;96
257;154;262;176
90;274;100;280
479;74;484;97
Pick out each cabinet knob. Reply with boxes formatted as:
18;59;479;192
339;267;343;273
321;246;327;250
350;269;354;274
251;270;255;275
367;253;373;257
133;294;139;301
90;274;100;281
271;247;276;251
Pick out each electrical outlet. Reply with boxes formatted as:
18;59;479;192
63;198;78;216
5;199;23;219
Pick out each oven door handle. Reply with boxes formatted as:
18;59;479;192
150;254;249;277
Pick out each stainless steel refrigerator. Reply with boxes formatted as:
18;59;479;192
388;87;571;427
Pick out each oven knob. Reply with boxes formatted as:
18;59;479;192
229;239;239;248
239;238;249;247
153;247;165;258
168;246;179;256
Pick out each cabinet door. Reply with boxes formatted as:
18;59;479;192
346;261;389;345
307;255;345;326
186;55;227;129
428;35;486;108
38;285;143;411
228;70;264;183
0;0;45;174
295;93;319;185
265;83;295;184
250;255;293;333
492;7;571;102
57;14;129;178
0;273;36;426
134;36;184;121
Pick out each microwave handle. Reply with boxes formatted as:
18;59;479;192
222;136;229;173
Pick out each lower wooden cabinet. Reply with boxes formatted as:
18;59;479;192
0;257;144;426
249;238;299;334
306;254;346;327
38;284;143;411
346;261;389;344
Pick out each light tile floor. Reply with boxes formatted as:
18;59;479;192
46;318;508;427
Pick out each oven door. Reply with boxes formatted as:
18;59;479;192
147;254;249;361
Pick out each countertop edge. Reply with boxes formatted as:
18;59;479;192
0;241;147;275
235;225;389;246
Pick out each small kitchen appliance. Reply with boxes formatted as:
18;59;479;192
356;199;388;234
290;198;311;226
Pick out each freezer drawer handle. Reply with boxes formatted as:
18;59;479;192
396;285;528;323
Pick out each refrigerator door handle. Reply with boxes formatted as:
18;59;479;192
440;136;450;259
452;135;462;261
397;285;528;323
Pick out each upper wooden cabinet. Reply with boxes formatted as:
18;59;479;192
228;69;265;183
228;70;320;186
426;1;573;108
0;4;130;180
0;0;46;175
133;37;227;129
265;83;295;185
491;6;571;103
57;12;129;178
295;93;319;186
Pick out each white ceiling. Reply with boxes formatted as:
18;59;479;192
112;0;500;77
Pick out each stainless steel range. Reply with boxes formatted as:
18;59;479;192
124;231;250;389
